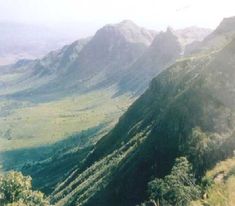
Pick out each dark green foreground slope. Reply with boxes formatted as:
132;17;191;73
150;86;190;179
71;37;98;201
50;32;235;205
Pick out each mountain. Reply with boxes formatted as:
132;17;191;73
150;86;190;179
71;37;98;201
118;28;182;95
175;26;212;49
185;16;235;55
0;20;157;172
2;20;211;191
116;26;211;95
0;38;90;97
0;20;156;102
49;21;235;206
0;21;211;101
0;19;217;205
104;20;156;45
49;20;156;92
214;16;235;34
0;22;86;66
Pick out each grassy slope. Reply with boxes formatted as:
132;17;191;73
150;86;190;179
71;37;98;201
191;158;235;206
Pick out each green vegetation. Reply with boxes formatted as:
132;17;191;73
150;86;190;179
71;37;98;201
0;89;133;194
50;36;235;206
0;89;132;152
182;127;229;177
191;158;235;206
51;131;148;206
146;157;200;206
2;17;235;206
0;171;49;206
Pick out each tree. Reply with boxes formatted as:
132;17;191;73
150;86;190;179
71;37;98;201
0;171;50;206
183;127;220;176
147;157;200;206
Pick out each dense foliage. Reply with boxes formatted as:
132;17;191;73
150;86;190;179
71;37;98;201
0;171;50;206
146;157;200;206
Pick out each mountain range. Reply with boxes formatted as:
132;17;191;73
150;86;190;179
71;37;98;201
40;17;235;206
0;20;210;101
0;20;211;154
1;16;235;206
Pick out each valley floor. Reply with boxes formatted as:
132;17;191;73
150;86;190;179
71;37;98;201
0;89;133;152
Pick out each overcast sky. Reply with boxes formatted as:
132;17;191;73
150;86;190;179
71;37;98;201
0;0;234;37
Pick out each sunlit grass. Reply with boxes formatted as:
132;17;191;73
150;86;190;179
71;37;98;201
0;89;133;151
191;158;235;206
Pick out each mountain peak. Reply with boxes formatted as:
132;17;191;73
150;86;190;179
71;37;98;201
166;26;174;33
96;20;156;46
150;28;181;56
153;28;178;42
214;16;235;34
118;19;138;28
175;26;212;48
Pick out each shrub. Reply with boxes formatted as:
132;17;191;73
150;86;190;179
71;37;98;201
0;171;50;206
147;157;200;206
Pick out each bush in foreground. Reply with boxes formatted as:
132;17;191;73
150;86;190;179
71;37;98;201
0;171;50;206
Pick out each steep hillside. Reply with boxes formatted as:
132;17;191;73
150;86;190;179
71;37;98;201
0;23;213;199
117;26;211;95
0;38;90;98
191;158;235;206
118;28;182;94
51;35;235;206
175;26;212;50
0;19;216;204
185;16;235;55
47;20;154;94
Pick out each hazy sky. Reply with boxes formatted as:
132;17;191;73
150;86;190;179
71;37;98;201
0;0;234;36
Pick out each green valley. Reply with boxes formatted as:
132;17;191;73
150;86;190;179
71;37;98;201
1;12;235;206
0;89;133;152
